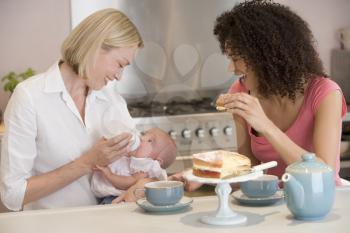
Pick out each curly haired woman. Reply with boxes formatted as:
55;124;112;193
214;0;347;186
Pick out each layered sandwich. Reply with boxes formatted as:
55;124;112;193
192;150;251;179
216;95;226;111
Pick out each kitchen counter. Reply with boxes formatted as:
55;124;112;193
0;187;349;233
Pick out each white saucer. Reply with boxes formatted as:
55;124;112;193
136;196;193;212
183;169;263;184
232;189;284;206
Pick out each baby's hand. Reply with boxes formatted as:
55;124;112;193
132;172;149;180
93;165;112;177
168;170;203;191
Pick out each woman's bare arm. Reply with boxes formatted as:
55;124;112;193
23;159;91;205
225;91;343;168
23;134;132;206
233;114;260;165
255;91;342;167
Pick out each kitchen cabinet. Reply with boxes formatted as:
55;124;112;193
332;50;350;179
331;49;350;104
341;118;350;179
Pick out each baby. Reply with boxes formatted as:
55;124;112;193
91;128;177;204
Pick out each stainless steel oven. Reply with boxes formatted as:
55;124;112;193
129;98;238;173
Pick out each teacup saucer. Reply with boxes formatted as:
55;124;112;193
136;196;193;212
232;189;284;206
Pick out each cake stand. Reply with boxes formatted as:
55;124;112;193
183;161;277;226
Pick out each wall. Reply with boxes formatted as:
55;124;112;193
0;1;349;112
0;0;71;114
1;0;350;113
0;0;70;213
278;0;350;76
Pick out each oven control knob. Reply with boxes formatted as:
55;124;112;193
196;128;205;138
209;127;219;137
182;129;192;139
224;126;233;136
168;130;177;140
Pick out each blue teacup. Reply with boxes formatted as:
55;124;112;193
136;181;184;206
240;174;279;198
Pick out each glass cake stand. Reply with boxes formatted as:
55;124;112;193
183;161;277;226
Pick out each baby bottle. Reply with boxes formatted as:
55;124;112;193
129;130;141;152
101;113;140;151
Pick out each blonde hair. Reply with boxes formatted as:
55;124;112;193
61;8;143;77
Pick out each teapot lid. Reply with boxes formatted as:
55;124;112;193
286;153;333;173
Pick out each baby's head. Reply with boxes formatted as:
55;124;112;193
129;128;177;169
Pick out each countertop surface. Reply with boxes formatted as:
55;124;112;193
0;187;349;233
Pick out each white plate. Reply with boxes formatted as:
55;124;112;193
136;196;193;212
232;189;284;206
183;169;263;184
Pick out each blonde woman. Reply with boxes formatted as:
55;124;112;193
1;9;144;210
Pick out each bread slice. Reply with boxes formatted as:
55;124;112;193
216;96;227;111
216;106;227;111
192;150;251;179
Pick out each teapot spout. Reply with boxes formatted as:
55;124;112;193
282;173;304;209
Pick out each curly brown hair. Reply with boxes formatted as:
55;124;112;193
214;0;326;100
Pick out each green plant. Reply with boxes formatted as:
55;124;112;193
1;68;36;93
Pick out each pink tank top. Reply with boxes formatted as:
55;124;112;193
228;77;347;185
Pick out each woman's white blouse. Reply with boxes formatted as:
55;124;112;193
0;62;136;210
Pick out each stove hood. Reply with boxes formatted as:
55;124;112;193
71;0;240;102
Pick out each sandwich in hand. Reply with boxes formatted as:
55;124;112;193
216;95;227;111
